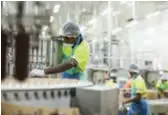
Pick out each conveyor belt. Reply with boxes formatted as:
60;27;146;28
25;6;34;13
1;78;93;108
1;78;93;91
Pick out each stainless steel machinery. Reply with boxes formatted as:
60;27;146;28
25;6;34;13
2;79;121;115
86;65;109;84
148;99;168;114
76;85;120;115
140;70;168;89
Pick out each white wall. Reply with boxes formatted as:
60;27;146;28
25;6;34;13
128;10;168;70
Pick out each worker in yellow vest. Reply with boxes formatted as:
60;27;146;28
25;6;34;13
156;74;168;115
29;21;90;80
123;64;151;115
156;74;168;98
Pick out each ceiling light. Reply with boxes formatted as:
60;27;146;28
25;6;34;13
53;4;60;13
146;11;160;20
50;16;54;23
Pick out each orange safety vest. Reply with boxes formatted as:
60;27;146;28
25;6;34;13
124;79;133;88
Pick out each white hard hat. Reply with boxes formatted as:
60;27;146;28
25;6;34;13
61;21;80;37
129;64;140;73
160;74;168;80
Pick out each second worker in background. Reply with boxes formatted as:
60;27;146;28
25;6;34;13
123;64;151;115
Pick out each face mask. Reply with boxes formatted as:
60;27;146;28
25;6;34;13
63;43;73;47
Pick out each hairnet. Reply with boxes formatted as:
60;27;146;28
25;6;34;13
129;64;139;73
61;21;80;37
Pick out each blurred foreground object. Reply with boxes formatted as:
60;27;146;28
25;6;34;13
14;1;30;81
1;29;8;81
2;102;79;115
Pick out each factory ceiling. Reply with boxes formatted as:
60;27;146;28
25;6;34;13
1;1;168;36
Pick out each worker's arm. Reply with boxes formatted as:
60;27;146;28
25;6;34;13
44;58;78;74
123;93;141;104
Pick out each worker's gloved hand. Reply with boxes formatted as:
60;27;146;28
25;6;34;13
119;104;128;113
29;69;45;77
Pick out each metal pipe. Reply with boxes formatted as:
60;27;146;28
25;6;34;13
132;1;136;19
1;29;7;80
51;40;54;66
107;1;113;69
115;15;118;27
40;39;44;66
75;5;81;23
38;39;41;69
129;1;137;64
67;11;70;21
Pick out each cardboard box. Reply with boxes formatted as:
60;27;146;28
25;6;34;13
120;89;159;102
146;90;158;100
2;102;79;115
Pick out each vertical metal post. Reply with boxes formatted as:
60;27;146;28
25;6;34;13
75;6;80;23
130;1;136;64
50;39;53;66
1;1;6;80
115;15;118;27
67;11;70;21
1;29;7;80
107;1;113;69
132;1;136;19
59;15;62;26
129;36;134;64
